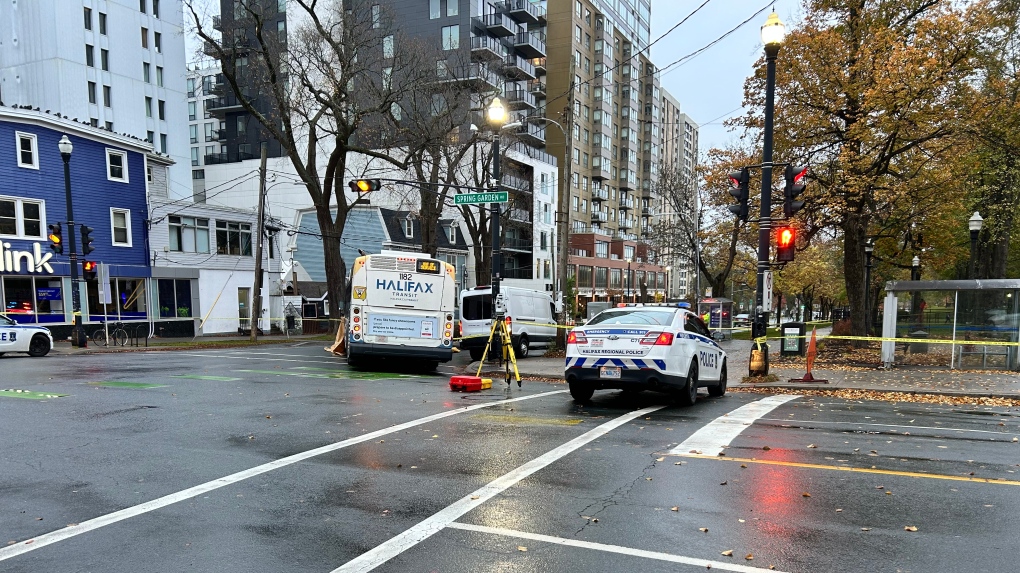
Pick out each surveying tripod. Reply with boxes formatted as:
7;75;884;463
475;294;521;387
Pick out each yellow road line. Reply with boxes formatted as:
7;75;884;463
675;454;1020;486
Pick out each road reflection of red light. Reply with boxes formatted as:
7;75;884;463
746;450;803;539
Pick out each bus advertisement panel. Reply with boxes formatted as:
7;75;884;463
347;251;456;368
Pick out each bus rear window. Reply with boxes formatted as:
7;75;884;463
462;294;492;320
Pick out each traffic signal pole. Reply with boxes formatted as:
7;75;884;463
60;144;85;348
752;41;781;374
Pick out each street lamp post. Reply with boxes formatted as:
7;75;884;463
968;211;983;280
912;255;921;326
665;265;671;302
59;135;86;348
625;257;632;302
751;12;785;372
488;98;507;308
863;238;874;335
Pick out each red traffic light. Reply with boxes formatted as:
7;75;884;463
777;227;796;262
83;261;98;272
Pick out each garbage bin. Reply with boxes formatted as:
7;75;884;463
908;330;928;353
781;322;807;357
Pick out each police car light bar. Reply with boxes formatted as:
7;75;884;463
616;302;691;309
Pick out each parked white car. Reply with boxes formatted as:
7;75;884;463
459;286;558;360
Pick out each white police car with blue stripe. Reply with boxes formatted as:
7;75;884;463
565;303;726;404
0;314;53;357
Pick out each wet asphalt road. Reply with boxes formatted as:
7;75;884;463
1;344;1019;573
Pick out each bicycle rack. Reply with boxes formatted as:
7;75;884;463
130;324;148;347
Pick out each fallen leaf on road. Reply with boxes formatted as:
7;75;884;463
807;444;817;448
861;527;871;531
671;507;679;512
646;477;653;481
675;461;684;465
876;486;884;490
699;527;709;533
721;550;733;556
656;457;665;462
745;554;754;560
802;492;811;497
470;496;480;500
592;518;598;523
904;526;918;532
762;446;771;451
738;519;745;523
517;546;527;552
885;491;892;495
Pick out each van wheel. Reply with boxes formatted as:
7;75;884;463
569;381;594;403
422;361;439;373
28;335;51;357
708;362;727;397
516;334;530;359
469;348;484;361
676;362;699;406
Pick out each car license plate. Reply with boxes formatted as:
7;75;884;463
600;366;621;379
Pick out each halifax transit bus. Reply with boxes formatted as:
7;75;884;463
345;250;457;370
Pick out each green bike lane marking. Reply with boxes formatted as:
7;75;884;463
234;369;420;380
172;375;242;381
88;382;167;389
1;389;68;400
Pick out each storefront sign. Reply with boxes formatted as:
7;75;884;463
0;243;55;274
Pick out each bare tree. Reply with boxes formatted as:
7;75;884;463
186;0;470;323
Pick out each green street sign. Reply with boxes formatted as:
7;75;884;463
454;191;508;205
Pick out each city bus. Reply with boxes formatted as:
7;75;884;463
345;250;457;370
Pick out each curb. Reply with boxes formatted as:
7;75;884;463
737;382;1020;400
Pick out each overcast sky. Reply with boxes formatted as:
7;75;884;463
649;0;802;154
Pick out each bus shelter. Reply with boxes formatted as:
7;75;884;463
697;298;734;333
880;279;1020;371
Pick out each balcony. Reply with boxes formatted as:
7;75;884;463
503;54;536;80
209;129;227;142
502;266;534;279
527;79;546;98
590;161;610;181
617;219;632;231
444;62;501;90
206;93;245;113
479;12;517;37
619;196;634;211
505;0;544;26
501;172;532;191
514;31;546;58
591;187;609;202
204;150;257;165
641;206;655;217
516;121;545;145
212;15;222;30
471;34;508;61
503;237;533;252
591;211;607;223
507;207;532;223
505;88;537;111
532;57;546;75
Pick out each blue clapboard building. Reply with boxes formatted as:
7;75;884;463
0;106;155;338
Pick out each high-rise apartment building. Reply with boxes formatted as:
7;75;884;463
185;64;227;201
545;0;668;308
660;88;698;299
0;0;191;199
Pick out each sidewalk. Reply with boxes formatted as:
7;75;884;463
459;329;1020;399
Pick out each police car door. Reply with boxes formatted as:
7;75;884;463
685;313;720;379
0;315;16;352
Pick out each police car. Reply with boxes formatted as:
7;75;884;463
565;303;726;405
0;314;53;358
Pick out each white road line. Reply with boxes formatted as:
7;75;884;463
668;395;801;456
331;405;666;573
759;418;1012;436
447;523;790;573
0;390;567;563
173;352;344;365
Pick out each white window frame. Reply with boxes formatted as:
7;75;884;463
402;216;414;238
106;149;130;182
15;132;39;169
110;208;132;247
0;196;46;239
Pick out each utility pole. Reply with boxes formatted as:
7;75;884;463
250;146;268;342
555;61;575;345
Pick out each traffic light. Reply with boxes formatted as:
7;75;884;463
47;223;63;254
727;168;750;222
777;226;796;262
348;179;382;193
82;260;98;281
783;164;808;219
80;225;95;255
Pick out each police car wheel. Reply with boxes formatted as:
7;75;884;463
28;335;51;358
569;381;594;403
516;335;529;359
677;362;698;406
708;362;727;397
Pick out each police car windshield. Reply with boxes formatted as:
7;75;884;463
0;314;15;326
586;309;675;326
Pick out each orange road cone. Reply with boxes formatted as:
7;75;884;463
790;327;828;383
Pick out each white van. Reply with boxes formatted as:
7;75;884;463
459;286;558;360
